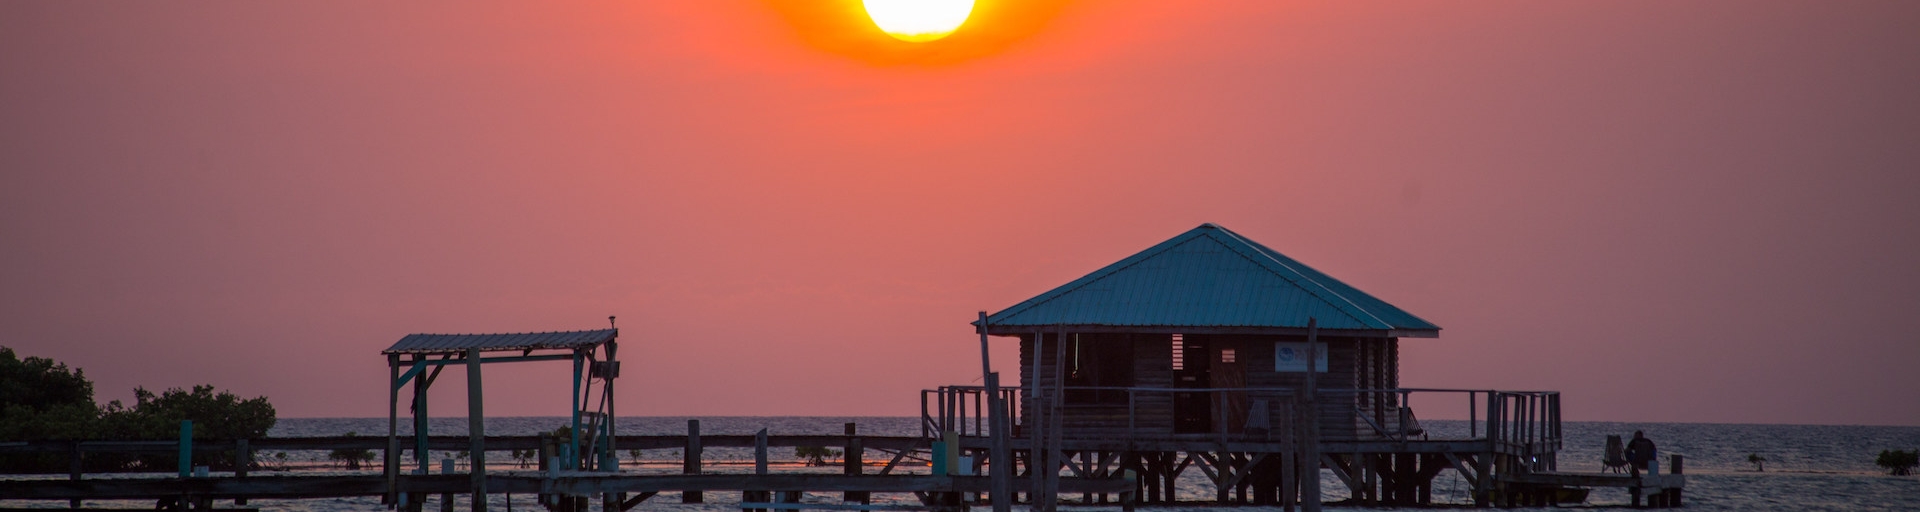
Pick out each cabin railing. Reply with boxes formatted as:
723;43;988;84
921;385;1560;464
918;386;1019;439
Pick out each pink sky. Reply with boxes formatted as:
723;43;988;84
3;1;1916;425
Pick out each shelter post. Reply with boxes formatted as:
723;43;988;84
386;353;400;505
466;347;487;512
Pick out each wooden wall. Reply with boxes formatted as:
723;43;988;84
1016;332;1403;441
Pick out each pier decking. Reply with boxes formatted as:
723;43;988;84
0;428;1133;511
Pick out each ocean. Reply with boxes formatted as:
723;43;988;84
10;417;1918;511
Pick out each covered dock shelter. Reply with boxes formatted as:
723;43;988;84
382;325;623;511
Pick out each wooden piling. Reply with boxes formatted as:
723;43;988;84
68;439;81;509
844;422;869;504
684;419;703;503
1669;455;1684;507
539;434;555;507
745;428;769;512
235;438;250;506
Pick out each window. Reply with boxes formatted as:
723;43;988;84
1220;348;1237;364
1062;334;1135;405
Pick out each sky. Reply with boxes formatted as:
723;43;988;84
3;1;1916;426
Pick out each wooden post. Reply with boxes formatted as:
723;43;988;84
179;420;193;478
602;341;620;512
441;457;457;512
1301;318;1321;512
538;434;555;507
412;355;431;511
605;340;618;469
979;312;1013;512
466;347;487;512
745;428;769;512
235;438;251;506
411;357;426;474
844;422;869;503
1028;330;1045;507
1669;454;1684;507
683;419;704;503
68;439;82;509
387;353;401;505
987;372;1012;510
569;350;583;470
1045;328;1069;512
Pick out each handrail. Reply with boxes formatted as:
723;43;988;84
921;384;1562;465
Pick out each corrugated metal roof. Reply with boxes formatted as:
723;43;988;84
978;224;1439;337
382;329;617;355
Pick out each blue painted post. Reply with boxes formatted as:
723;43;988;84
178;420;193;478
415;358;431;476
931;440;948;476
570;351;583;470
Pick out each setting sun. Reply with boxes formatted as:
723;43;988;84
863;0;975;42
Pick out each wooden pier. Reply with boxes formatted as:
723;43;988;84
0;426;1135;511
5;226;1684;509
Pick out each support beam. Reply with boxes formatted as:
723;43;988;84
386;354;401;505
1320;454;1354;491
1301;318;1322;512
465;348;487;512
1442;453;1478;484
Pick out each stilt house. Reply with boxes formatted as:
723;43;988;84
979;223;1440;441
928;224;1578;507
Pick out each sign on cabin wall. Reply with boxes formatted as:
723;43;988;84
1274;342;1328;372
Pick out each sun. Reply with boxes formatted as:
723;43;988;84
862;0;976;42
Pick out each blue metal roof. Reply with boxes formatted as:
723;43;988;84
978;224;1439;337
383;329;618;354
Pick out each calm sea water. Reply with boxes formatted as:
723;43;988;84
11;417;1917;511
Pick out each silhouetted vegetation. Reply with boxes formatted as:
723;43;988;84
1878;449;1917;476
0;346;276;473
328;432;375;470
796;446;842;466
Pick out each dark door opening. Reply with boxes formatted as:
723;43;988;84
1172;334;1211;434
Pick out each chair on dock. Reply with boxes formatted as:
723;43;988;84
1245;399;1273;440
1603;435;1629;473
1399;407;1427;440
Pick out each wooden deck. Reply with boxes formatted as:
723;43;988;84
0;473;1135;509
0;428;1130;512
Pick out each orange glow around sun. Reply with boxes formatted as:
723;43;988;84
764;0;1074;65
863;0;976;42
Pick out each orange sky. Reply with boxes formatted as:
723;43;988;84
3;1;1917;425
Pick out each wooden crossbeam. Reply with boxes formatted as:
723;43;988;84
619;491;657;511
1320;454;1354;490
1222;453;1268;489
1442;453;1477;484
878;449;914;475
1192;452;1222;484
742;502;929;511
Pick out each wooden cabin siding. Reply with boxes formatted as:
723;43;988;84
1016;332;1403;441
1018;333;1176;438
